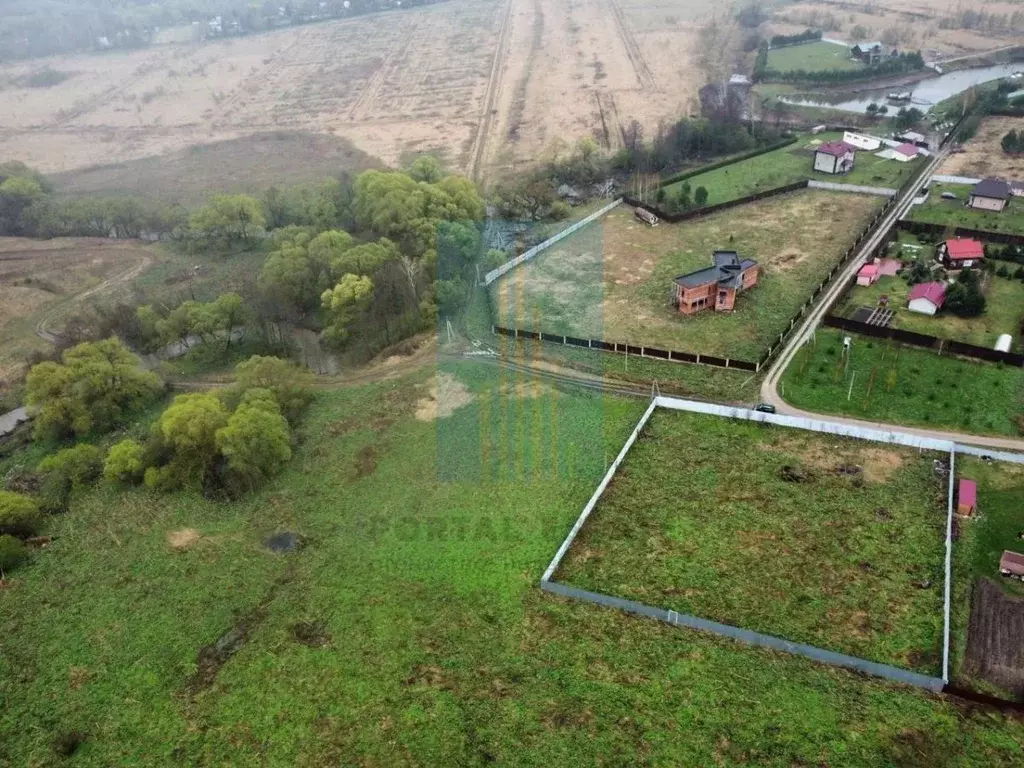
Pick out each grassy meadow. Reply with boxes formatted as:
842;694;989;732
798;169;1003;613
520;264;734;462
766;42;865;73
2;363;1024;765
660;132;921;205
909;183;1024;235
780;329;1024;436
558;408;947;672
490;191;883;361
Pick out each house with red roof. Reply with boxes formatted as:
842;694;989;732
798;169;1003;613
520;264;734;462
907;281;946;315
813;141;856;175
936;238;985;269
856;263;879;286
893;143;920;162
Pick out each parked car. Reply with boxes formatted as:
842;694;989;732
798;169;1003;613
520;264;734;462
754;403;777;414
941;191;958;200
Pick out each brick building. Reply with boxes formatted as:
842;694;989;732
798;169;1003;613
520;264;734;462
673;251;759;315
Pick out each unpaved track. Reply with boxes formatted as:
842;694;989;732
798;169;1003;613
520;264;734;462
34;254;152;343
468;0;515;182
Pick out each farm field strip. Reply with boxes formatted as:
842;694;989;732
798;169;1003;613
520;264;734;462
544;396;959;688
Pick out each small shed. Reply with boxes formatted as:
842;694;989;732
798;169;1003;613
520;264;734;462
857;264;879;286
957;479;977;516
843;131;882;151
995;334;1013;353
907;281;946;315
893;143;920;162
999;551;1024;578
635;207;659;227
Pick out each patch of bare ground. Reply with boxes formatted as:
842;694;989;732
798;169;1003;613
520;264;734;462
166;528;201;550
963;578;1024;698
768;436;907;484
938;117;1024;181
415;372;475;421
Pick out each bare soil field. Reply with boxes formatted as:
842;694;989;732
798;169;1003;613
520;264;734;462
51;132;381;206
938;117;1024;180
770;0;1023;57
0;0;720;188
0;237;157;389
963;578;1024;698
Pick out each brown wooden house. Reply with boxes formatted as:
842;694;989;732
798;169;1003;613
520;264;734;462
673;251;759;315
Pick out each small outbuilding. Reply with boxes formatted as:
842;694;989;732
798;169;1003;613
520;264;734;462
936;238;985;269
843;131;882;151
814;141;856;175
635;207;659;227
969;178;1011;212
995;334;1013;353
893;143;920;162
999;550;1024;579
856;264;879;286
907;281;946;315
957;479;977;516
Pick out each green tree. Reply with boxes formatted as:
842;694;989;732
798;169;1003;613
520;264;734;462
694;186;709;207
329;239;400;279
233;355;315;424
188;194;266;251
407;155;444;184
0;491;41;538
104;439;146;484
37;444;103;490
434;277;467;316
215;389;292;489
321;274;374;345
150;393;230;489
0;175;45;235
25;338;162;440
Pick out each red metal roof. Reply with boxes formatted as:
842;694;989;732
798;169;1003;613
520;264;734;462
858;264;879;276
1000;551;1024;576
959;479;977;508
894;142;919;156
908;281;946;307
944;238;985;260
817;141;855;157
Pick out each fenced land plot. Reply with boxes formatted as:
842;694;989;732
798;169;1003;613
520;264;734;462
552;408;948;675
490;190;884;361
951;457;1024;699
908;183;1024;236
766;42;865;73
836;273;1024;352
659;133;922;206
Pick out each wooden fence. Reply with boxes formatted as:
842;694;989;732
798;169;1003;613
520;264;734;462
625;180;809;224
895;219;1024;247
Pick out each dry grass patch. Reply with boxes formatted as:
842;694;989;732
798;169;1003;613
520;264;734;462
166;528;201;550
938;117;1024;181
415;372;475;421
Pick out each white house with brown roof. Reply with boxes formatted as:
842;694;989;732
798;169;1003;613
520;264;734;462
813;142;856;175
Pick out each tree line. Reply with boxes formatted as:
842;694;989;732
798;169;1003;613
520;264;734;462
757;51;926;85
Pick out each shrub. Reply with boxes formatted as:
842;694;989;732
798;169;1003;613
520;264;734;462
233;356;314;424
0;491;42;538
0;535;28;572
104;439;146;485
37;444;103;490
996;264;1011;278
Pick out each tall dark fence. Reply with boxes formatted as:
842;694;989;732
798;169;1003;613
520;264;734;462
626;180;809;224
656;137;799;189
896;219;1024;247
822;315;1024;367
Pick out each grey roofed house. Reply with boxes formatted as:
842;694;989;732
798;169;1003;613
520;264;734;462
674;250;758;290
972;178;1011;200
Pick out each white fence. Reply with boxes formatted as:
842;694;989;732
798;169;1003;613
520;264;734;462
808;180;897;198
483;199;622;286
932;174;981;185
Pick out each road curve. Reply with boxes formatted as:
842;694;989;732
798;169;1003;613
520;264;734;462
759;147;1024;451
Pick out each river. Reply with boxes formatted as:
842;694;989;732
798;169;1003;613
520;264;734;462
781;63;1023;114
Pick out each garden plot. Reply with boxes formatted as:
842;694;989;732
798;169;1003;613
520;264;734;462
556;408;948;674
490;190;884;361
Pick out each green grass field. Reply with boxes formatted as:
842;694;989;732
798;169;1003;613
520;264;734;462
3;365;1024;765
838;273;1024;351
766;42;865;73
780;329;1024;436
909;183;1024;235
660;133;921;205
490;191;883;361
558;409;946;672
950;457;1024;697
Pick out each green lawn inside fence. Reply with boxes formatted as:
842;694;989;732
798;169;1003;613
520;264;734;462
557;408;947;673
3;366;1024;765
908;182;1024;235
490;190;883;361
780;329;1024;436
837;272;1024;351
659;132;921;206
766;42;866;73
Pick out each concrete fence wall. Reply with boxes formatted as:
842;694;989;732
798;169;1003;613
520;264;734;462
483;199;622;286
808;180;897;197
